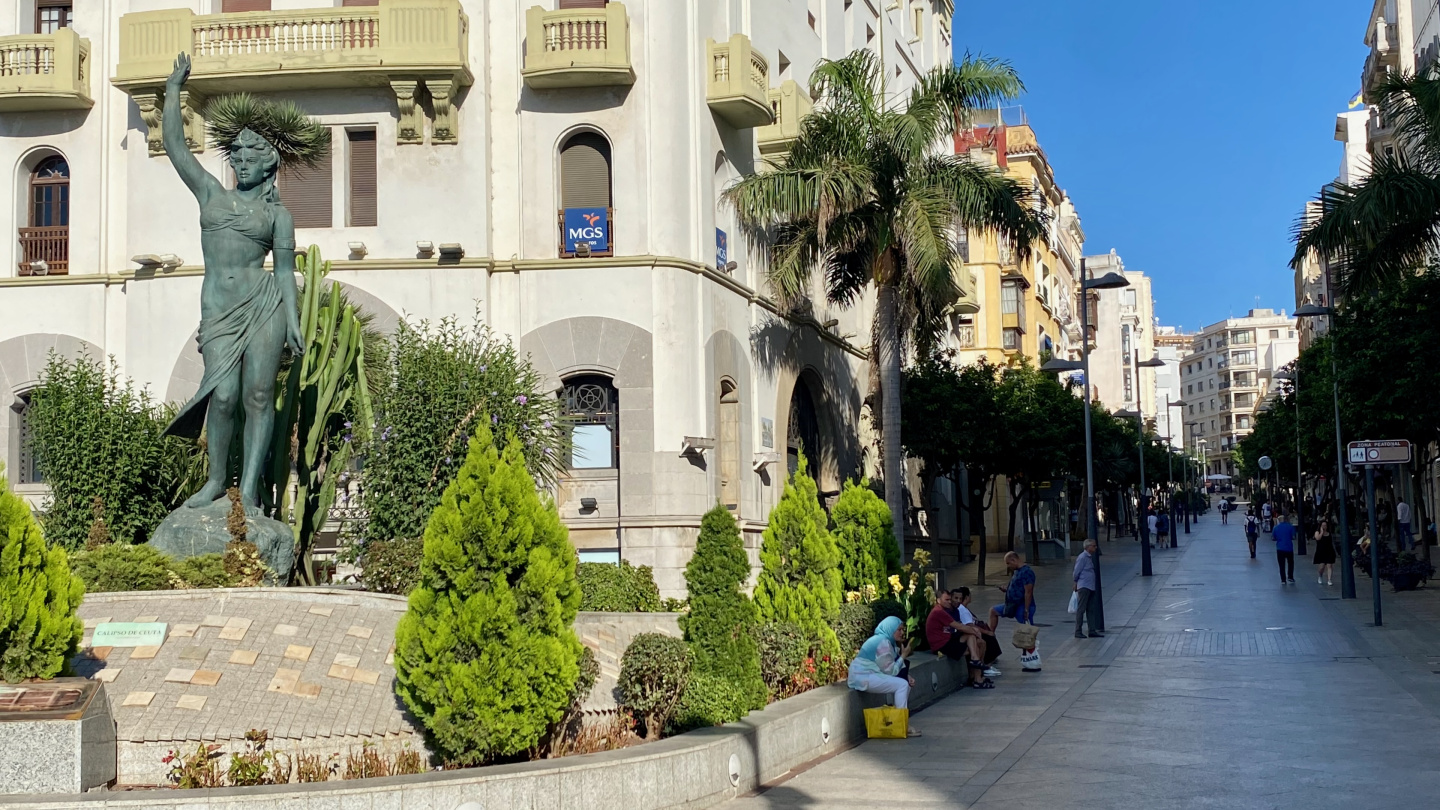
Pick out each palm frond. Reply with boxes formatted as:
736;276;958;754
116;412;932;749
918;54;1025;129
923;156;1048;260
1374;66;1440;173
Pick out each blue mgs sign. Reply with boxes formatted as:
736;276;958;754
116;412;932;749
564;207;610;254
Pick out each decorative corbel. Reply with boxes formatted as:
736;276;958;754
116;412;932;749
389;79;424;145
131;88;205;157
424;75;461;145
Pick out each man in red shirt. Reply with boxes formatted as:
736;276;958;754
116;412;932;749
926;591;990;688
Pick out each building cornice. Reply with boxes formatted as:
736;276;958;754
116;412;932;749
0;255;870;360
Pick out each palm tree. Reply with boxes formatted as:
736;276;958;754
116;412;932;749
1293;67;1440;295
725;49;1047;552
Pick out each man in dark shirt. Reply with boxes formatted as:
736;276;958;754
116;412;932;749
1273;512;1296;585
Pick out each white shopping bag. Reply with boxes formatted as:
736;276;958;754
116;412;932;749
1020;646;1042;672
1067;592;1079;614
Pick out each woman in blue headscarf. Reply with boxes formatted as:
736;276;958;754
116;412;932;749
848;616;920;735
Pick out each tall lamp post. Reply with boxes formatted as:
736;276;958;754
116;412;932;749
1274;368;1308;556
1166;398;1187;546
1197;438;1210;510
1041;258;1130;631
1116;408;1153;576
1294;303;1354;599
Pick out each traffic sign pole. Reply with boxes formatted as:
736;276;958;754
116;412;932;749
1365;465;1382;627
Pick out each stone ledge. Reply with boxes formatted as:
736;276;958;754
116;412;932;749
2;654;969;808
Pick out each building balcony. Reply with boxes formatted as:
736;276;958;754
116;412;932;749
0;29;93;112
113;0;473;149
522;2;634;90
17;226;69;276
757;79;812;156
949;261;979;315
707;34;772;129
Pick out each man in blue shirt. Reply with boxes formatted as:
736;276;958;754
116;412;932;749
989;552;1037;630
1073;540;1102;639
1273;512;1296;585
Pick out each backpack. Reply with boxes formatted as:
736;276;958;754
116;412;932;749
1245;516;1258;535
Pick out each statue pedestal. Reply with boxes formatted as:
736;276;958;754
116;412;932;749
149;498;295;584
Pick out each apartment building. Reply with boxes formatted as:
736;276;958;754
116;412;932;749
948;108;1085;365
0;0;956;596
1180;310;1299;479
1153;326;1190;449
1083;251;1159;427
1361;0;1440;158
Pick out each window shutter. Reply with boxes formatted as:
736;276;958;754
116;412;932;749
560;133;611;209
558;0;608;9
277;155;333;229
222;0;272;11
347;129;377;227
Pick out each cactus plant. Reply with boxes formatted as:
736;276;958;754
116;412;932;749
265;245;373;584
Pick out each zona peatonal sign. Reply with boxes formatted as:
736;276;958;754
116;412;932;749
1347;440;1412;466
563;207;610;254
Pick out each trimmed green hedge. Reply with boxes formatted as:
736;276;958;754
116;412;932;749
577;561;662;612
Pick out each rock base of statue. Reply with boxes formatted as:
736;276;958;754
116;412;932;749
149;498;295;585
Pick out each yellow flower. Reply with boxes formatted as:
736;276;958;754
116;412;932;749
845;590;861;604
888;574;903;595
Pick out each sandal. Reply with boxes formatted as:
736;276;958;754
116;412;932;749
971;679;996;689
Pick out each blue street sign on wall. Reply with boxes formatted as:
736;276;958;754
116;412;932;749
564;207;610;254
716;228;729;269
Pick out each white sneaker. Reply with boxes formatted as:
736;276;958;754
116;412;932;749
1319;576;1324;584
983;667;1001;678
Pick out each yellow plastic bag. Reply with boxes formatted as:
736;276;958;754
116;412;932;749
863;706;909;739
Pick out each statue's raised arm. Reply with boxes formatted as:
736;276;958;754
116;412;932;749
162;53;222;204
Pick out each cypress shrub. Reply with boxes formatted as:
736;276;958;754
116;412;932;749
753;457;844;658
0;471;84;682
679;505;765;711
831;479;899;594
393;423;582;765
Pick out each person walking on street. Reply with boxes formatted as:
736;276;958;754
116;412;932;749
1397;499;1414;551
989;552;1037;630
1244;509;1259;559
1313;520;1337;585
1073;540;1103;639
1261;500;1273;533
1221;499;1230;525
1273;512;1297;585
1146;510;1159;547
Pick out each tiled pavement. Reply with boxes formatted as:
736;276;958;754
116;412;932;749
729;511;1440;809
73;588;422;784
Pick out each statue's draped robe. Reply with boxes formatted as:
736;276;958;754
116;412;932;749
164;199;283;439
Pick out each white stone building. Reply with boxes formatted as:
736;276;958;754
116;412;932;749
1083;251;1158;423
1180;309;1298;480
1153;325;1189;450
0;0;956;596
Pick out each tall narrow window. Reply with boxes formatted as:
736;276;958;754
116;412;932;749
559;0;608;8
36;2;72;33
563;375;619;469
277;148;334;229
347;129;377;227
1001;281;1020;314
718;380;741;511
14;395;42;485
560;132;612;209
20;156;69;275
787;380;820;479
221;0;272;11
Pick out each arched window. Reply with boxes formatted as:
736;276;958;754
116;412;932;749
787;378;819;478
20;156;69;275
563;374;618;469
560;132;612;209
718;379;740;510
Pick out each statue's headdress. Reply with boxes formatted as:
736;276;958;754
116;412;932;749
204;93;330;169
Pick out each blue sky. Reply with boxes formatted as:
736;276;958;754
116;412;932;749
954;0;1367;333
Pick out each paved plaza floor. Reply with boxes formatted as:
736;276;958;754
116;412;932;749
731;510;1440;809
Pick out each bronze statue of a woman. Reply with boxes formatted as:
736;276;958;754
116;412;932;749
161;53;328;512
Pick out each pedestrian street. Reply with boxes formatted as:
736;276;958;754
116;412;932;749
730;510;1440;810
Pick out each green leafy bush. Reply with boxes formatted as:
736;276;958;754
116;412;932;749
358;536;424;595
831;479;899;594
671;672;750;733
753;456;844;658
680;505;765;710
69;543;173;592
831;601;875;660
27;355;200;549
169;554;231;589
756;621;809;699
0;471;84;682
617;632;691;740
393;423;583;766
577;561;662;612
360;319;568;551
869;597;906;626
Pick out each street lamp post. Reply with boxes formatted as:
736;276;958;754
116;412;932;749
1295;303;1354;599
1042;259;1129;632
1167;397;1188;547
1275;368;1308;556
1117;408;1152;577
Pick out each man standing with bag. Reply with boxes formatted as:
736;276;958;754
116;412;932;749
1072;540;1103;639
